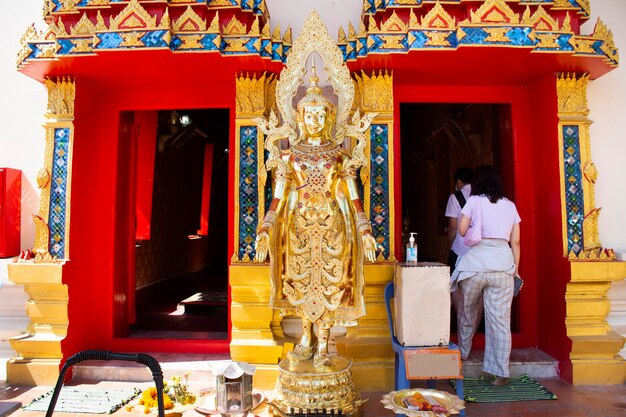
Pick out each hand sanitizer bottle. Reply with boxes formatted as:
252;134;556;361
406;232;418;264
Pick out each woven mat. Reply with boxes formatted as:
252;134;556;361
451;374;557;403
24;387;141;414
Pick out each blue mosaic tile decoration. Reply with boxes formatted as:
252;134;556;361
48;128;71;259
369;124;390;260
238;126;259;260
562;125;584;255
457;27;536;47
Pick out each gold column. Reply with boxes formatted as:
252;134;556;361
7;77;74;385
230;73;286;389
557;73;626;385
334;70;396;390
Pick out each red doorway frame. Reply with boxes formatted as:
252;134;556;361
62;79;235;357
393;84;539;350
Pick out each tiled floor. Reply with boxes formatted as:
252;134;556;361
1;378;625;417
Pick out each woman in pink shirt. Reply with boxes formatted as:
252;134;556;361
451;165;521;386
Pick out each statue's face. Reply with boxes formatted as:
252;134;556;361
303;105;327;137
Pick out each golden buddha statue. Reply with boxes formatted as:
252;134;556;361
254;11;376;415
255;63;377;369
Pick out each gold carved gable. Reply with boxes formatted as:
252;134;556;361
44;17;68;40
521;5;559;31
70;13;97;36
173;6;207;32
420;3;456;29
380;11;408;33
109;0;157;31
223;15;247;36
469;0;519;25
593;19;619;64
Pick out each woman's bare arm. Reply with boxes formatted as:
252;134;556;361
510;223;521;275
459;214;471;237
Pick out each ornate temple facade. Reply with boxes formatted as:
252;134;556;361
5;0;626;388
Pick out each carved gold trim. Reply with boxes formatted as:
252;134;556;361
556;72;610;260
521;5;559;31
353;70;393;114
347;21;357;41
271;23;281;42
44;77;75;120
353;69;395;262
468;0;519;25
109;0;157;31
17;24;40;67
33;77;76;262
208;12;220;33
173;6;206;32
420;3;456;29
557;73;589;116
233;71;277;264
232;120;244;264
236;72;275;117
592;18;619;66
380;11;408;33
223;15;247;36
338;26;347;44
70;13;96;36
44;17;68;39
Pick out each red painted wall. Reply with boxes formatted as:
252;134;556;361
527;75;573;382
0;168;21;258
135;111;158;241
198;144;214;236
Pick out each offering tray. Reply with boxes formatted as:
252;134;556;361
381;388;464;417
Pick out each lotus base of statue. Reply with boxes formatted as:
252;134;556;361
269;355;365;417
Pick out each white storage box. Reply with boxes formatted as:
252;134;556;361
394;263;451;346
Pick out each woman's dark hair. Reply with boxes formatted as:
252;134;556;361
471;165;503;203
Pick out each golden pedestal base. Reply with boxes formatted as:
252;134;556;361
270;356;364;417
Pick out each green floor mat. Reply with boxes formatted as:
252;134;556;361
451;374;557;403
24;387;141;414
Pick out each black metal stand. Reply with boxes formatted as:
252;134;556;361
45;350;165;417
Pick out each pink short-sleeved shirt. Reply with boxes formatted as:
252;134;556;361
461;195;521;240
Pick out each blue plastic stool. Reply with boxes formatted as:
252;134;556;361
385;281;465;416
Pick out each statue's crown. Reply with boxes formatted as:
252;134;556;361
297;61;334;113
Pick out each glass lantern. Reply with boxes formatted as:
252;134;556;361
213;361;254;417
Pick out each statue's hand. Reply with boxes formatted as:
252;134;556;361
254;230;269;262
361;231;377;262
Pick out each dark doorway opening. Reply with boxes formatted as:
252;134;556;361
131;108;229;340
400;103;520;334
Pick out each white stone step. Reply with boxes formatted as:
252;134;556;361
70;348;559;385
461;348;559;378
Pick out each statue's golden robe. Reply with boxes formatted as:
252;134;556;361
268;142;366;326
